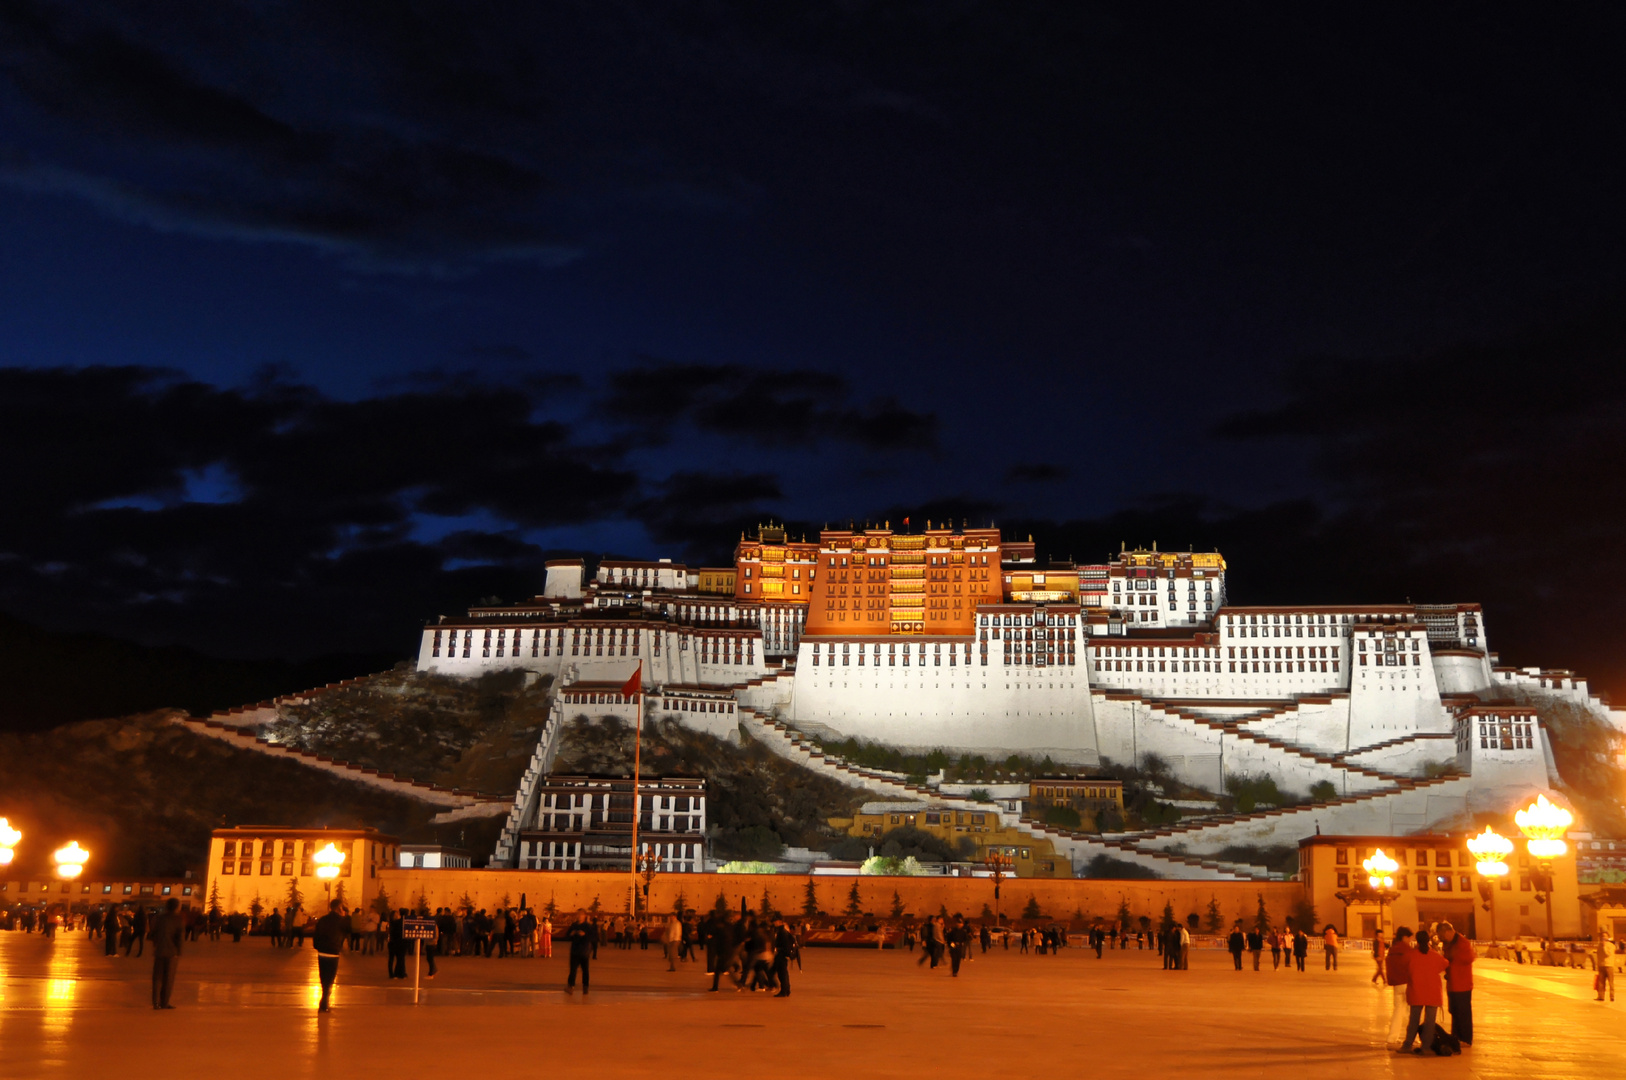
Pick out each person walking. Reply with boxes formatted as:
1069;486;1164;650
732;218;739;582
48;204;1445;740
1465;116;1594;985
1269;928;1282;970
1293;927;1309;972
1371;929;1388;986
565;909;596;995
1228;922;1246;971
129;904;149;958
1594;931;1617;1002
312;900;348;1013
1247;926;1264;971
387;908;407;979
770;919;797;997
150;898;184;1010
1323;925;1340;970
104;909;122;958
1399;931;1453;1055
1437;921;1475;1045
1384;927;1415;1049
948;915;970;977
663;912;682;972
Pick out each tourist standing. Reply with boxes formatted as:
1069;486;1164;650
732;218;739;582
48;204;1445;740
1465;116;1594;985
771;918;797;997
1228;922;1246;971
1323;924;1340;970
129;904;148;957
1400;931;1452;1055
1437;921;1475;1045
1594;931;1617;1001
1371;929;1388;986
540;912;554;959
1269;928;1282;969
312;900;347;1013
387;908;406;979
1247;926;1264;971
150;898;184;1010
948;915;970;977
1384;927;1415;1049
1179;923;1192;970
565;909;596;995
663;912;682;971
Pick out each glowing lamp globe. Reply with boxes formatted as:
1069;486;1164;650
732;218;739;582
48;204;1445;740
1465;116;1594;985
313;842;346;882
0;818;20;866
1467;826;1514;877
53;841;89;880
1363;848;1399;890
1515;794;1573;860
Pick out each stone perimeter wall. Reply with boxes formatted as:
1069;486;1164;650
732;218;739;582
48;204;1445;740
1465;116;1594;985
375;867;1303;924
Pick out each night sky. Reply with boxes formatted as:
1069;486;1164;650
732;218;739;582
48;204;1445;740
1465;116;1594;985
2;5;1625;694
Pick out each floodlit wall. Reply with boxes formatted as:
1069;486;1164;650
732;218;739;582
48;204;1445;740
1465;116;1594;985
376;867;1304;925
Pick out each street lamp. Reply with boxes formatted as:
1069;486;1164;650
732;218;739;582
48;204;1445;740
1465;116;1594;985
1467;826;1513;942
0;818;20;867
1515;794;1573;946
313;842;345;903
1365;848;1401;926
52;841;89;881
637;849;663;918
984;849;1014;922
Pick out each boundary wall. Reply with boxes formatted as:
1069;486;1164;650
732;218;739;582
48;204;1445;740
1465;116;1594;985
375;867;1304;925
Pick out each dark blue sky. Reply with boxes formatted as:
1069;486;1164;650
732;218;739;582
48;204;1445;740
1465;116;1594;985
2;4;1625;690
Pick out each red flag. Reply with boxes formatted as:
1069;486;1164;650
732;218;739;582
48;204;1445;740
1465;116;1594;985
903;516;910;528
621;667;642;698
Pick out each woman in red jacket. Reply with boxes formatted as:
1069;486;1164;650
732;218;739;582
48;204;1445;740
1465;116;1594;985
1400;930;1450;1054
1437;920;1476;1046
1383;927;1414;1049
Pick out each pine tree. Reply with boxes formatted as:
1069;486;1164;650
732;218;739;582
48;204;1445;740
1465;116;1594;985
758;887;774;920
416;889;430;916
333;882;347;911
846;881;863;916
207;880;223;918
371;886;393;918
893;891;908;919
802;877;821;917
1115;896;1133;930
1022;895;1043;920
1204;895;1224;934
1254;892;1271;934
980;902;993;921
1160;901;1176;935
544;895;559;920
459;891;476;916
673;887;689;916
284;877;304;915
713;890;731;917
588;895;602;916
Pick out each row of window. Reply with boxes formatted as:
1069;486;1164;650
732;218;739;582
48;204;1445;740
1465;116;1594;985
1096;659;1341;675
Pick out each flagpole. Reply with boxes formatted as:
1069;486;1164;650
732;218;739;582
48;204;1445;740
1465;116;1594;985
628;660;643;920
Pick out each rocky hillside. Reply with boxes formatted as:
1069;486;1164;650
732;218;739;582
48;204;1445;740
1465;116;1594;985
0;712;500;879
257;666;552;796
553;715;865;860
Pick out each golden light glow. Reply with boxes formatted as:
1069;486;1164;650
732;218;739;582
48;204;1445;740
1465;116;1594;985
313;842;346;881
1515;793;1573;860
0;818;20;848
1467;826;1514;877
52;841;89;880
1363;848;1399;890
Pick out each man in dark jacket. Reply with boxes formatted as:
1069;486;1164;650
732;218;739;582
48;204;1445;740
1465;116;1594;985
1246;927;1265;971
771;919;798;997
129;905;149;957
1228;922;1247;970
151;898;184;1009
387;908;407;979
312;900;348;1012
565;910;597;995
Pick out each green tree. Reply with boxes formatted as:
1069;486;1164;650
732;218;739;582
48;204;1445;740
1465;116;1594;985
1043;805;1082;830
544;895;559;920
207;881;223;919
1204;895;1224;934
672;887;689;916
758;887;774;920
980;902;994;921
1159;901;1176;935
802;877;821;917
1022;895;1043;920
588;895;602;916
713;891;731;917
1115;896;1133;930
415;889;430;916
892;891;907;919
1254;893;1271;934
371;886;393;918
459;891;476;916
284;877;304;914
332;881;347;911
845;881;863;917
1308;780;1338;803
249;894;265;923
1290;895;1318;934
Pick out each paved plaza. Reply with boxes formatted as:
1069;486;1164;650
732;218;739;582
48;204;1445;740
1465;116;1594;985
0;933;1621;1079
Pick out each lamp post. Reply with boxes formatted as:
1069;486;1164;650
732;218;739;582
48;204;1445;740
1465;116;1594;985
53;841;89;881
1515;794;1573;946
637;849;663;919
1467;826;1513;942
313;842;346;905
0;818;20;867
984;850;1014;922
1361;848;1401;931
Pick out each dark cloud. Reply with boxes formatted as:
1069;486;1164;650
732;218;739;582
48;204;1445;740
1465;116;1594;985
600;359;937;451
1005;463;1067;484
632;471;785;562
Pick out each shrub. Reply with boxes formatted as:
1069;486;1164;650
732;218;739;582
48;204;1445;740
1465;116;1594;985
1043;805;1082;829
1308;779;1338;802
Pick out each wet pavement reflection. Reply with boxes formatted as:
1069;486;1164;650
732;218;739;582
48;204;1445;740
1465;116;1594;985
0;932;1621;1079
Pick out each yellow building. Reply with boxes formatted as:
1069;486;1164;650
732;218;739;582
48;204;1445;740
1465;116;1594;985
1300;833;1581;940
697;567;738;595
1029;776;1124;829
205;826;400;916
830;801;1071;878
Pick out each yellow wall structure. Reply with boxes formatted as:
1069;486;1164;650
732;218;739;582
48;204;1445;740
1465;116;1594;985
205;827;399;917
831;806;1071;878
373;867;1303;925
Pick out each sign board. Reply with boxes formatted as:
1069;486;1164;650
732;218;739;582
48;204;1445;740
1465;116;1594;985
402;918;437;941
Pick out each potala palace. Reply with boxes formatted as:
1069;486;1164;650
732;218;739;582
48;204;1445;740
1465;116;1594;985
417;524;1625;879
